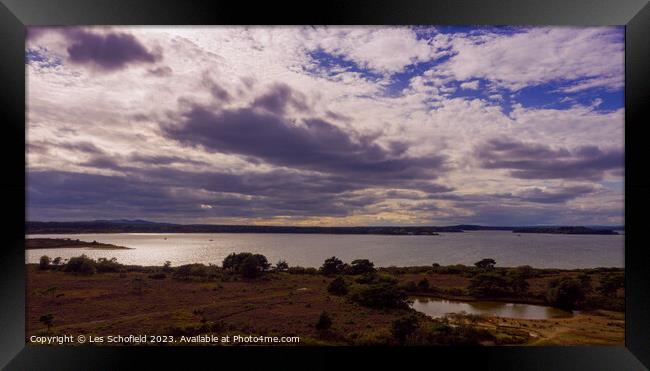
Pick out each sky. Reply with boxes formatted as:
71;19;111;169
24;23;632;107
25;26;624;226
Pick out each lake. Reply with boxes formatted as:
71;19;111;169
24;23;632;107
25;230;623;268
410;297;575;319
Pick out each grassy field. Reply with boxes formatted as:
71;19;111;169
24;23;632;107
25;261;624;346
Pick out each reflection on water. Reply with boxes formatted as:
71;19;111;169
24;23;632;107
25;230;623;269
410;297;574;320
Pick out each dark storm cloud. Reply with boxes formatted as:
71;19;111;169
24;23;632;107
26;170;382;221
476;139;623;180
127;153;206;166
251;83;309;115
495;185;596;204
162;106;447;182
64;29;159;71
59;141;105;154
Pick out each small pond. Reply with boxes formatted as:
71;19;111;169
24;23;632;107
410;297;575;320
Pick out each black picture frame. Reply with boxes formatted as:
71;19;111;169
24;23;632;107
1;0;648;369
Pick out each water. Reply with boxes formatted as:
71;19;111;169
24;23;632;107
410;297;575;320
25;230;623;269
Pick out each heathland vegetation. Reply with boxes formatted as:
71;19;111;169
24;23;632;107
28;253;624;345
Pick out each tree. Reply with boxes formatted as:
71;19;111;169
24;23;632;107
351;282;408;309
507;270;530;296
241;255;266;278
547;277;586;309
52;257;62;266
64;255;97;275
468;272;510;297
275;260;289;272
348;259;376;275
222;252;270;277
417;278;430;291
315;311;332;331
598;274;624;297
327;276;349;296
320;256;346;275
39;313;54;333
474;258;496;270
39;255;51;270
391;315;419;345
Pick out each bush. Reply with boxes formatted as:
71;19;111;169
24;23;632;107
222;252;270;278
391;315;419;345
96;257;123;272
149;272;167;280
547;277;586;309
275;260;289;272
597;273;624;297
474;258;496;270
468;272;510;297
417;278;430;291
348;259;376;275
39;313;54;333
173;264;209;280
320;256;347;275
39;255;51;270
287;266;318;275
351;282;408;309
327;276;349;296
315;311;333;331
63;255;97;275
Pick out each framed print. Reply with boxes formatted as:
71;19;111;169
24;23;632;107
1;0;649;369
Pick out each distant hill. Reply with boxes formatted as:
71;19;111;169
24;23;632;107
512;226;619;235
25;220;621;235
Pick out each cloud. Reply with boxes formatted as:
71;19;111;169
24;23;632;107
251;83;309;115
307;27;450;74
439;27;623;91
460;80;479;90
25;26;624;226
64;29;160;71
495;185;596;204
162;90;449;182
476;139;623;180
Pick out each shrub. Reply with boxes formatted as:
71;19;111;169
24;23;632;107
39;313;54;333
512;265;535;279
351;282;408;309
417;278;430;291
173;264;209;280
96;257;123;272
348;259;376;275
315;311;332;331
402;281;418;292
39;255;51;270
474;258;496;270
64;255;97;275
275;260;289;272
320;256;347;275
287;266;318;275
506;270;530;296
327;276;349;296
468;272;510;297
149;272;167;280
391;315;419;345
547;277;586;309
597;273;624;297
222;252;270;278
